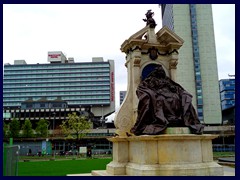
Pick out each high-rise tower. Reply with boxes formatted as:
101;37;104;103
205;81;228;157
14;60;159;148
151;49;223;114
161;4;221;124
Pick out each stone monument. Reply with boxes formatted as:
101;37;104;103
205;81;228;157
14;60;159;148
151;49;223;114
92;10;223;176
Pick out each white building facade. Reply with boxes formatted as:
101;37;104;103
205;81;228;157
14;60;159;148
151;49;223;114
161;4;222;124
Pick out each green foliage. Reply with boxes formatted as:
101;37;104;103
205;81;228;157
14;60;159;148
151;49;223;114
22;119;34;138
60;112;91;140
35;119;49;137
8;118;20;138
213;151;235;157
3;122;9;138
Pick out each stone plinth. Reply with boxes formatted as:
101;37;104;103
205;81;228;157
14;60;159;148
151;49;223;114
92;128;223;176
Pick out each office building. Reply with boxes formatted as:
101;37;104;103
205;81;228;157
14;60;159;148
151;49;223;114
161;4;222;124
219;78;235;110
219;78;235;125
3;51;115;130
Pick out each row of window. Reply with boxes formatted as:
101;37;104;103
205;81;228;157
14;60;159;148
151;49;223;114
4;95;110;102
3;93;110;102
4;63;109;70
22;102;67;109
3;86;110;97
69;100;110;105
219;85;235;92
3;86;110;93
4;72;110;79
220;79;235;85
4;99;110;107
5;80;110;88
221;100;235;110
4;88;110;97
4;67;110;75
4;77;110;83
190;4;204;121
3;81;109;88
221;92;235;100
221;84;235;88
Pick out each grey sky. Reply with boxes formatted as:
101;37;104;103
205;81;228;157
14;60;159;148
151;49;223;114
3;4;235;108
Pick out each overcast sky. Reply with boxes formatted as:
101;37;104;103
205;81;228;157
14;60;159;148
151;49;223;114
3;4;235;108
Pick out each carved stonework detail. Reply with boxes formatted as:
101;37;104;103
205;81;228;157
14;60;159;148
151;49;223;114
134;57;141;67
169;59;178;69
114;92;135;136
119;115;132;128
115;114;134;137
148;47;158;60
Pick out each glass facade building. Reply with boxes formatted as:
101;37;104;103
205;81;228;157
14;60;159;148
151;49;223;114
161;4;222;124
4;62;111;107
219;79;235;110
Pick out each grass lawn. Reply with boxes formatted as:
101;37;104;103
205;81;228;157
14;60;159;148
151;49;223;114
18;158;112;176
213;151;235;158
16;152;235;176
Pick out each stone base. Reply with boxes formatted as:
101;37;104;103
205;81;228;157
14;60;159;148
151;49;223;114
92;128;224;176
91;170;113;176
125;162;223;176
93;162;223;176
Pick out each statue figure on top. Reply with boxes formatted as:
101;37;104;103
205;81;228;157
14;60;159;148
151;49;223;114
143;9;157;28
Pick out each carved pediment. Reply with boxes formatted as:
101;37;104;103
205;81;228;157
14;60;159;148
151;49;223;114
121;26;184;53
156;26;184;48
121;26;149;53
128;26;149;40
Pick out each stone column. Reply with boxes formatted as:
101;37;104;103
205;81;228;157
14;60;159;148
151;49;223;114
114;51;137;136
132;52;141;123
168;51;179;82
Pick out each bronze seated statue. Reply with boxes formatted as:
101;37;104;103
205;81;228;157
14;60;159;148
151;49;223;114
130;65;204;135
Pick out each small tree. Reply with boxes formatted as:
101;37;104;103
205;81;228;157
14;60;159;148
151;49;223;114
35;119;48;137
3;122;9;138
22;119;34;138
8;118;20;138
60;112;91;140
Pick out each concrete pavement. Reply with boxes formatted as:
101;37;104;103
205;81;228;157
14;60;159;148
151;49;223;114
67;166;235;176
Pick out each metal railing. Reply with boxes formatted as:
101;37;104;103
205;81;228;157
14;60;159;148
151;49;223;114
213;144;235;152
3;145;20;176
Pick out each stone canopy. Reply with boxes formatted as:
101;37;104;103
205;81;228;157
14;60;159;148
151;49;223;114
115;25;184;137
120;25;184;55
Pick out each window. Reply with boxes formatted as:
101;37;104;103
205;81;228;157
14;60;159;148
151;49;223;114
40;103;46;108
26;104;33;108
